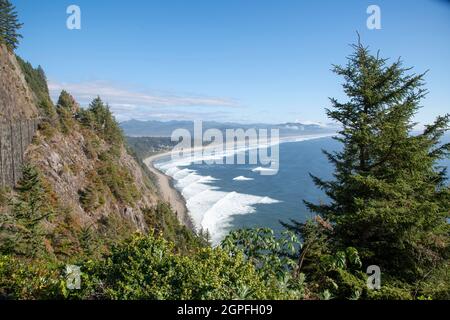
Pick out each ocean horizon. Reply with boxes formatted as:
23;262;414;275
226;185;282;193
154;135;339;245
154;134;450;245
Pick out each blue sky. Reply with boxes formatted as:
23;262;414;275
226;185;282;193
14;0;450;124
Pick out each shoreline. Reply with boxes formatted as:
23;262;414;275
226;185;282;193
143;133;336;232
143;152;193;229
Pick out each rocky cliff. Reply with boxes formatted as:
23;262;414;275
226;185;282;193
0;44;164;257
0;44;38;120
25;119;157;234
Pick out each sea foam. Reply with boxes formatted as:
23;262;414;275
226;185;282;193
156;158;280;245
233;176;254;181
154;133;334;245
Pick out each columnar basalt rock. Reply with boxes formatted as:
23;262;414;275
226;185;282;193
0;43;41;187
0;118;40;187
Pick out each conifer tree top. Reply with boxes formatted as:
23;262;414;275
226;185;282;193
304;38;450;280
0;0;23;51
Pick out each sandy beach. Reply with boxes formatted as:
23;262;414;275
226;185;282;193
143;133;336;232
143;143;222;229
144;152;193;229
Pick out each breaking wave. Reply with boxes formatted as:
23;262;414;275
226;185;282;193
154;133;334;245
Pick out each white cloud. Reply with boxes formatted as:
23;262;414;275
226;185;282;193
294;119;328;127
113;108;233;122
48;81;238;108
48;80;239;122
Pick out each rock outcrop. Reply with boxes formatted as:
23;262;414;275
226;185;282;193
25;125;158;233
0;44;38;120
1;44;159;238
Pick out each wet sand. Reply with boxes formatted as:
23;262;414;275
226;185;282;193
143;152;193;229
143;133;335;231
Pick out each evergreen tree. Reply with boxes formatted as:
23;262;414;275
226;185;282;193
304;40;450;280
56;90;80;134
57;90;77;111
78;185;101;212
78;225;99;257
36;65;47;85
0;0;23;50
0;165;53;258
17;59;49;100
84;97;124;144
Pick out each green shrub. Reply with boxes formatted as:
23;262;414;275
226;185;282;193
71;233;298;300
0;255;64;300
0;187;8;206
367;284;413;300
143;202;205;253
416;264;450;300
38;120;58;140
96;152;140;205
78;186;104;213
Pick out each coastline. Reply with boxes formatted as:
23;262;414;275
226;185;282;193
143;152;193;229
143;133;336;233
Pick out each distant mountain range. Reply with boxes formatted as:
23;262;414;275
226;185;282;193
120;119;338;137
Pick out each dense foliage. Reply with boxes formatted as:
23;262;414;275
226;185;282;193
79;97;124;145
0;232;296;300
1;16;448;299
0;165;54;258
300;41;450;292
126;136;177;160
16;57;49;102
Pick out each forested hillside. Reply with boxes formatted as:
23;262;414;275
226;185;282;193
1;45;448;300
0;0;448;300
126;136;177;161
0;14;202;295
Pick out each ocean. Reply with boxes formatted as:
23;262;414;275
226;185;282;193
154;135;450;245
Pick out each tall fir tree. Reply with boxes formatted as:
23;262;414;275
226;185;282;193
304;40;450;281
85;97;124;144
0;165;53;258
0;0;23;50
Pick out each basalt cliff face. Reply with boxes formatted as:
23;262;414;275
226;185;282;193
25;120;157;234
0;44;162;255
0;44;40;187
0;44;38;120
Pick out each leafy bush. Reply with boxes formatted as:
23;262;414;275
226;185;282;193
143;202;205;253
414;264;450;300
0;255;64;300
367;284;413;300
222;228;300;280
65;233;297;300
